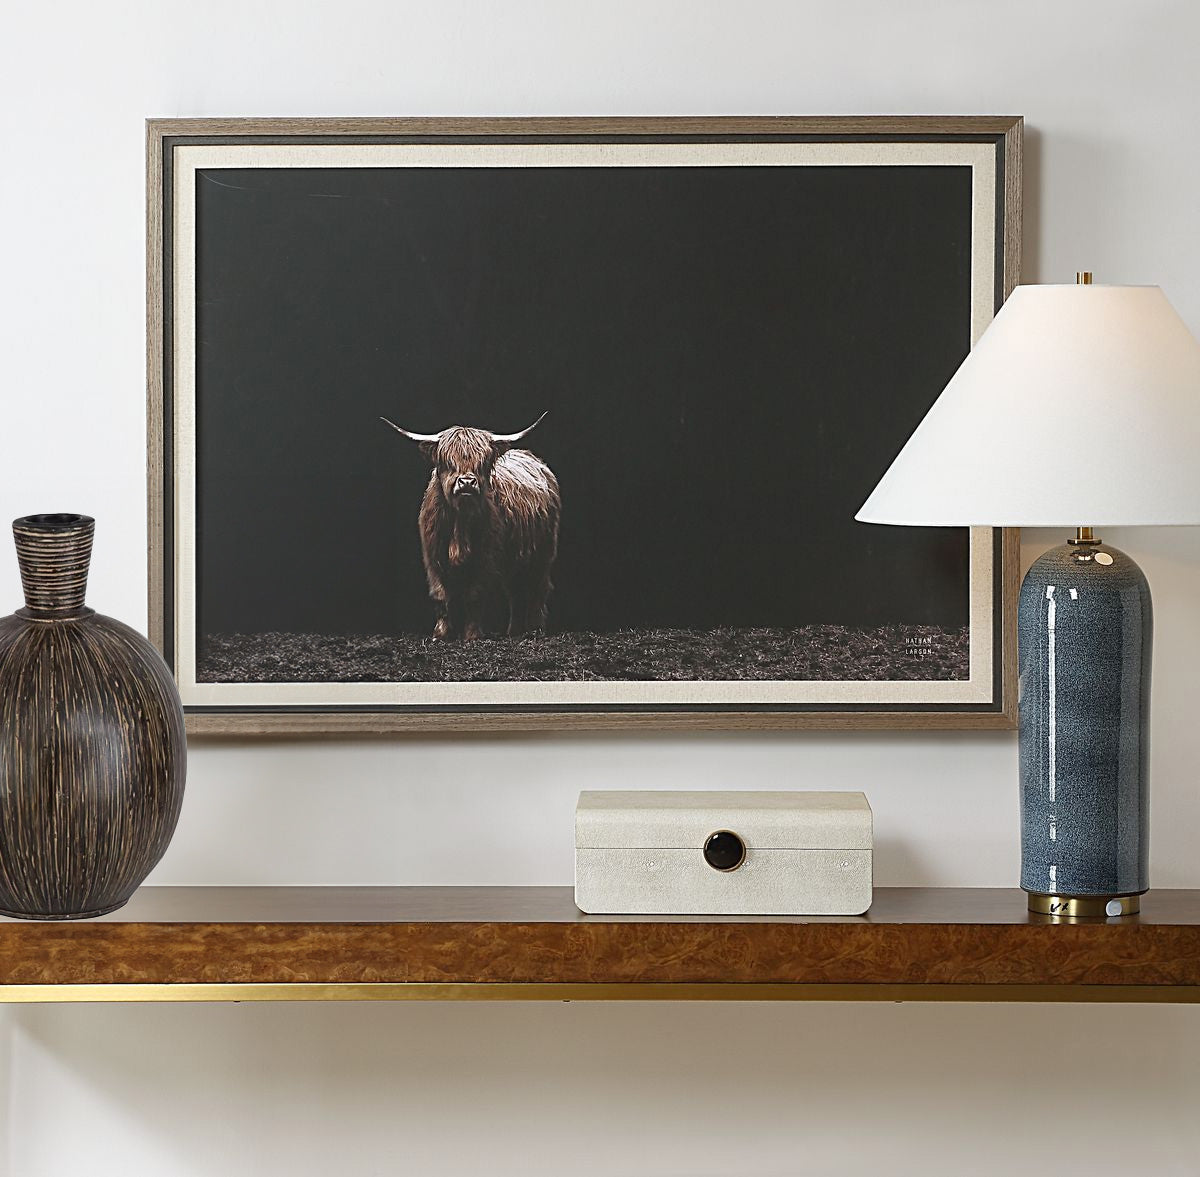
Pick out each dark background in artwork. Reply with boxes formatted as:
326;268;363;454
195;162;973;637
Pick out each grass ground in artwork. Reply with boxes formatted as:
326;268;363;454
197;625;969;683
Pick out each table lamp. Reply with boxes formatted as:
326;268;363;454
856;274;1200;916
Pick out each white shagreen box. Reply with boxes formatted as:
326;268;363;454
575;790;872;916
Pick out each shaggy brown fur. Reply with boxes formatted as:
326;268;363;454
388;420;560;641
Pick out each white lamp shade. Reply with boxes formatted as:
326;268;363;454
856;284;1200;526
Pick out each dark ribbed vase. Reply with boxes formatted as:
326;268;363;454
0;514;186;919
1018;541;1151;911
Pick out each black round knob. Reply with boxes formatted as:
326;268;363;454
703;830;746;872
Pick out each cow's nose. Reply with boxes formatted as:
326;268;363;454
454;474;478;494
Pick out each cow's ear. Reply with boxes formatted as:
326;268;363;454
419;440;438;463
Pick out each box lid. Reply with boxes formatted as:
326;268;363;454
576;790;872;851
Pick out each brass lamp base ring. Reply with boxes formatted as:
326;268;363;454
1027;893;1142;918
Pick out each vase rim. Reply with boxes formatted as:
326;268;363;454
13;513;95;533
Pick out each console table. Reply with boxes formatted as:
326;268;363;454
2;887;1197;1003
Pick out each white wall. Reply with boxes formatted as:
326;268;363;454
3;2;1199;1173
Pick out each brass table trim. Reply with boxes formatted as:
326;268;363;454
3;982;1199;1005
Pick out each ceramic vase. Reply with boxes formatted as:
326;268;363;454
1018;540;1151;914
0;514;186;919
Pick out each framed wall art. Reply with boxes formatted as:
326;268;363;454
147;115;1022;734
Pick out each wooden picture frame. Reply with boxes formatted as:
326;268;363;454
148;115;1022;735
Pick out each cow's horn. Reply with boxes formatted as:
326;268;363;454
491;411;548;444
380;417;441;443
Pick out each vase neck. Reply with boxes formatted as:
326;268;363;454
13;514;95;616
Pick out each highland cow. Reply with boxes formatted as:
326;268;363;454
381;412;561;641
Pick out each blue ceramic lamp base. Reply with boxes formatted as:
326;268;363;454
1018;533;1152;917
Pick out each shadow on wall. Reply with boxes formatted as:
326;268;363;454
1023;126;1043;283
150;730;1022;888
1020;124;1144;288
0;1011;10;1177
872;836;929;886
6;1002;1200;1177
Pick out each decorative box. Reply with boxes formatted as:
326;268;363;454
574;790;872;916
